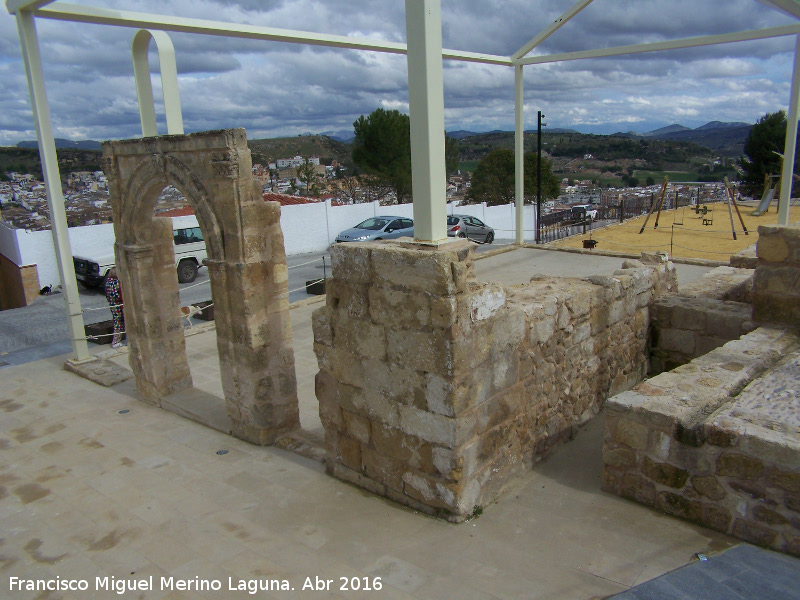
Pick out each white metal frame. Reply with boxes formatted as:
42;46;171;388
5;0;800;360
132;29;183;137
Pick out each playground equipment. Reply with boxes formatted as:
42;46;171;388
724;177;749;241
638;176;669;234
752;173;777;216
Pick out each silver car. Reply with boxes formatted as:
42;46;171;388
447;214;494;243
335;216;414;242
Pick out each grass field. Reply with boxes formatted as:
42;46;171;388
459;160;480;173
633;171;701;183
548;201;800;260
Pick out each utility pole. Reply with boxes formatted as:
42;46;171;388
537;110;545;244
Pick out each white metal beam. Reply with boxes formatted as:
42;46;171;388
759;0;800;20
778;34;800;225
15;9;90;361
514;65;524;244
36;3;512;66
132;29;183;137
512;0;594;60
406;0;447;244
5;0;55;15
517;24;800;65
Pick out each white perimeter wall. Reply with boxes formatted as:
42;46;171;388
1;202;538;287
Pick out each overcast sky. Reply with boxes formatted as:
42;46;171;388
0;0;798;146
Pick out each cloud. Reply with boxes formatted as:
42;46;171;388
0;0;798;146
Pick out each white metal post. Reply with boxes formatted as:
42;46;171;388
405;0;447;243
132;29;184;137
15;9;90;361
514;64;525;244
779;34;800;226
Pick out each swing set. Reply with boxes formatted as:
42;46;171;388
638;176;748;240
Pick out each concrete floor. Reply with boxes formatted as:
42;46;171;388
0;248;745;599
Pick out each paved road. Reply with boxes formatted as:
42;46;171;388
0;240;513;357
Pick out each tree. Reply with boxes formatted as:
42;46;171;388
467;149;560;206
352;108;460;203
446;135;459;175
646;176;655;187
740;111;799;196
352;109;412;202
296;158;322;197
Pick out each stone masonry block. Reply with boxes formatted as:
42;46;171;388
338;384;400;429
387;329;453;377
332;314;386;360
369;286;431;329
614;417;650;450
372;426;434;474
398;403;472;448
371;243;464;296
330;243;372;283
659;328;696;354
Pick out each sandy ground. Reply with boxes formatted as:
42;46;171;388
549;200;800;260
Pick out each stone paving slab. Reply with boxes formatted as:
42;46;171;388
607;544;800;600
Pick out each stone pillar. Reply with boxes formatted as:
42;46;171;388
117;218;192;405
313;239;525;521
752;224;800;324
211;201;299;445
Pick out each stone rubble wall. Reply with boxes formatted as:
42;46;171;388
649;266;755;374
753;224;800;325
603;327;800;557
313;241;676;520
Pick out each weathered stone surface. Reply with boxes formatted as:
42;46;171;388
104;129;299;444
753;505;789;526
318;244;676;517
732;518;778;546
702;504;733;532
657;491;702;522
615;418;649;450
644;457;689;489
716;453;764;479
602;446;637;469
691;475;726;501
621;473;656;505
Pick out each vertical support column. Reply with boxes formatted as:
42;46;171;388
118;222;192;405
15;10;90;362
779;34;800;227
514;64;525;244
405;0;447;243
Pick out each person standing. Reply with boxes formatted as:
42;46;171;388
104;267;125;348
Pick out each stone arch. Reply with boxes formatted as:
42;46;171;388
102;128;299;445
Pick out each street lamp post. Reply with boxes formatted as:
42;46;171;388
537;110;545;244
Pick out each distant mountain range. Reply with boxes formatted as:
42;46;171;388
613;121;753;156
14;120;753;158
17;138;102;150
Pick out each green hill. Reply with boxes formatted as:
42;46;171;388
248;135;354;170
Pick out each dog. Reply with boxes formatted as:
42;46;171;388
180;304;204;328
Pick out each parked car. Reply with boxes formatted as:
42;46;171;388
335;216;414;242
72;215;208;287
447;214;494;244
570;204;598;221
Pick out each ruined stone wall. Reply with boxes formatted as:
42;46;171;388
313;241;676;520
603;327;800;557
650;266;755;374
753;224;800;325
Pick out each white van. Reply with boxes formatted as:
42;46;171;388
72;215;208;288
